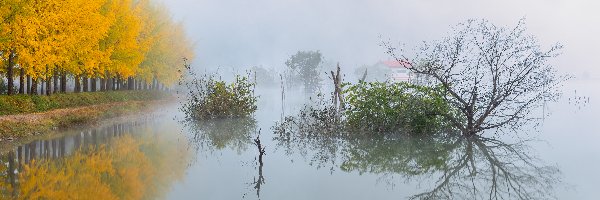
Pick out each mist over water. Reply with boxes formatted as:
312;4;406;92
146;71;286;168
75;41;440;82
163;0;600;79
2;1;599;199
1;77;598;199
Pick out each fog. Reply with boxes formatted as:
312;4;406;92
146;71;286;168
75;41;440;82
162;0;600;79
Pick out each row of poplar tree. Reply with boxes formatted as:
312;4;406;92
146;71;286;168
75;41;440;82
0;0;194;95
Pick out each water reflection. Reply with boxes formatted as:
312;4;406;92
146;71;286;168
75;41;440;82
275;131;561;199
0;120;191;200
182;117;257;153
182;117;266;199
249;134;266;199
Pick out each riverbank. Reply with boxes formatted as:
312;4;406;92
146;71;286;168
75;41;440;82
0;92;174;140
0;91;170;116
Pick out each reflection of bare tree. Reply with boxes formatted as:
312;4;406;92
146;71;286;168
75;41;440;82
251;161;265;199
251;134;266;199
412;136;560;200
274;131;561;200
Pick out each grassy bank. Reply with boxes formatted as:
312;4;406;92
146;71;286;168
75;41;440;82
0;91;170;116
0;100;167;140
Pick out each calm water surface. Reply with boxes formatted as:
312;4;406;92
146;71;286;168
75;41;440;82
1;80;598;199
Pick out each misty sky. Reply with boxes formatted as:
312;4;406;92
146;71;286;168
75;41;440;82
163;0;600;79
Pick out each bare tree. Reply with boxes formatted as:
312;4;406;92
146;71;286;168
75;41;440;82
383;19;565;136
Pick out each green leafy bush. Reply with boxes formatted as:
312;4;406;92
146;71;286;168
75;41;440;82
344;82;454;134
273;81;457;136
181;74;258;120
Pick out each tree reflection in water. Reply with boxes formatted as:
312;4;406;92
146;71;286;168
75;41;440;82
275;130;561;199
250;133;266;199
0;120;191;200
182;117;257;154
182;117;266;199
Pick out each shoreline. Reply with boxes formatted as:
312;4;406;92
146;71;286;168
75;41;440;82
0;99;174;143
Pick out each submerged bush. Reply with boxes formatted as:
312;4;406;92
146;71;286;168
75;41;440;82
274;102;342;139
273;81;457;136
344;82;454;134
181;74;258;120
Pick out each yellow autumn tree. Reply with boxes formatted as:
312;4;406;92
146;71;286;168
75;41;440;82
101;0;144;85
0;0;30;95
1;0;194;95
60;0;114;92
139;3;194;88
13;0;64;91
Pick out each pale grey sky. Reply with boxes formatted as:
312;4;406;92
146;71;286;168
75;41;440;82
162;0;600;79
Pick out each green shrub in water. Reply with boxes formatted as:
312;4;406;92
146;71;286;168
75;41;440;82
344;81;454;134
181;74;258;120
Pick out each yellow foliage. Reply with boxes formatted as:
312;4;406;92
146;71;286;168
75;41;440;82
2;134;190;200
139;3;195;86
0;0;194;85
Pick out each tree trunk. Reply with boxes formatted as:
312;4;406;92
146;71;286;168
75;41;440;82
104;71;110;91
53;71;58;94
60;71;67;93
19;68;25;94
82;76;88;92
128;77;133;90
152;77;157;90
329;63;345;112
110;77;115;91
46;77;51;96
115;78;119;90
74;75;81;93
31;78;38;95
91;77;97;92
100;78;105;91
45;67;51;96
117;76;122;90
116;76;123;90
40;79;45;95
6;50;15;95
26;75;31;94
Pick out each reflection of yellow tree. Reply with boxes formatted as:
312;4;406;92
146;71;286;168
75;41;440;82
5;134;189;200
0;152;15;197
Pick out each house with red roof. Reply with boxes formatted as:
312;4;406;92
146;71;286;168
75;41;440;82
378;59;412;82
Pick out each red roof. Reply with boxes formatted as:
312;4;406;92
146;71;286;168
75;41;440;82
382;60;411;68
